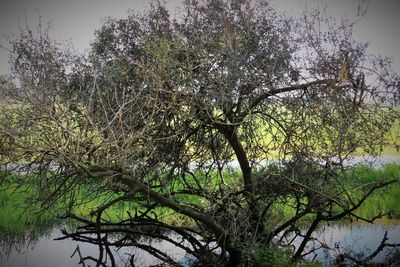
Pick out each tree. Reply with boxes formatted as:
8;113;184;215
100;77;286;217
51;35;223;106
1;0;399;266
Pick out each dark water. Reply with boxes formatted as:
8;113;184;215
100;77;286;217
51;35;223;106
1;220;399;267
304;220;400;265
0;228;194;267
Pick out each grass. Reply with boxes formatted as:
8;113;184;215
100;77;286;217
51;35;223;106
270;163;400;224
344;163;400;218
0;164;399;237
0;174;139;235
0;184;60;236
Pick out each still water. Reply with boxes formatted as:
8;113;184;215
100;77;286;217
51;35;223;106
0;221;399;267
1;228;94;267
0;227;194;267
296;220;400;265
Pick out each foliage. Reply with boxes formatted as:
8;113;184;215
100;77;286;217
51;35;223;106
251;244;295;267
1;0;399;266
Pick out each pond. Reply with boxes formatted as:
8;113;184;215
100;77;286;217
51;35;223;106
0;226;195;267
0;220;399;267
292;220;400;266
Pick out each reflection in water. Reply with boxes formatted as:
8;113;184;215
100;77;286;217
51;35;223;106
293;220;400;266
0;221;399;267
0;228;84;267
0;227;198;267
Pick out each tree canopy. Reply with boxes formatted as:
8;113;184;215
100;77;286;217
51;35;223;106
1;0;399;266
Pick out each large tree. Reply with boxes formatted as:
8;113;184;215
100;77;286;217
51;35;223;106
1;0;399;266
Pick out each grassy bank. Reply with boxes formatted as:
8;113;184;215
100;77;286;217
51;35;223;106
0;176;138;235
268;163;400;224
0;164;399;236
0;184;60;236
345;163;400;219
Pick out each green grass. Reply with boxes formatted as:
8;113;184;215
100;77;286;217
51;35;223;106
0;184;60;235
332;164;398;219
0;175;138;235
249;244;322;267
1;164;399;236
345;163;400;218
263;163;400;228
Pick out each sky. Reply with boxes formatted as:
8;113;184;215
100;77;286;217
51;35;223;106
0;0;399;75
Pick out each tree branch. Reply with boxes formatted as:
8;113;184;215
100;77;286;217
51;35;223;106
241;79;336;117
119;176;227;240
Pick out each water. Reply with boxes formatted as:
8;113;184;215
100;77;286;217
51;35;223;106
6;156;397;175
223;155;400;169
0;229;92;267
0;228;195;267
1;220;399;267
290;220;400;266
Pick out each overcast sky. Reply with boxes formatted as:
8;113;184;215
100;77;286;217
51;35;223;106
0;0;399;75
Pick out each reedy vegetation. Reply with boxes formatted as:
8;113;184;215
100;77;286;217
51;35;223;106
1;164;399;233
0;0;399;266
